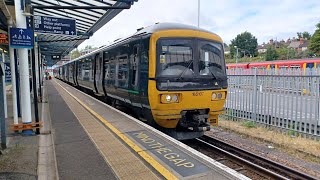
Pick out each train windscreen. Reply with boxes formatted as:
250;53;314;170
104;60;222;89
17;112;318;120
156;38;227;91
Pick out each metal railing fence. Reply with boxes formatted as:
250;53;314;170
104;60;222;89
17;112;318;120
224;68;320;137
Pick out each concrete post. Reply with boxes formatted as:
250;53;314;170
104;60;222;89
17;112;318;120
14;0;33;134
1;51;7;118
0;61;6;149
8;18;18;124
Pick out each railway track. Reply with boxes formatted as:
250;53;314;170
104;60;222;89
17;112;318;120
184;135;317;180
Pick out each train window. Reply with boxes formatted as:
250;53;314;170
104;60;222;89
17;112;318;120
131;45;140;87
199;40;224;77
117;55;129;88
96;54;101;78
157;39;193;76
290;65;300;69
306;63;314;68
279;65;288;69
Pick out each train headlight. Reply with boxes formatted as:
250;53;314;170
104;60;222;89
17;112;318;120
161;94;180;103
166;95;171;102
212;93;217;100
172;95;178;102
212;92;224;100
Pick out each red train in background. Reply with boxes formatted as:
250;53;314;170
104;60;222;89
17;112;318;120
226;58;320;70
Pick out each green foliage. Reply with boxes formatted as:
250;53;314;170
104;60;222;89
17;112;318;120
241;121;256;128
265;46;279;61
297;31;311;40
70;49;80;60
83;45;93;50
310;22;320;55
287;48;296;59
225;56;263;63
230;31;258;58
276;47;288;60
224;53;232;59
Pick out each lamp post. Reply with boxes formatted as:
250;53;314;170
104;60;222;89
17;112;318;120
197;0;200;28
234;46;239;69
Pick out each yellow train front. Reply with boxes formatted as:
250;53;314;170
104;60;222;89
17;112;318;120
55;23;228;140
146;24;228;139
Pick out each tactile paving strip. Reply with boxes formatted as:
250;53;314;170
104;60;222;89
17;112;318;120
51;81;160;180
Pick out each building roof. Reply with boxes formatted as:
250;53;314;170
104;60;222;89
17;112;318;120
288;41;300;48
299;41;308;48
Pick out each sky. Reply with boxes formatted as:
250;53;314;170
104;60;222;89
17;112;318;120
78;0;320;49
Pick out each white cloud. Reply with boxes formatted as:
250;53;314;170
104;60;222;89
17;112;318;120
79;0;320;49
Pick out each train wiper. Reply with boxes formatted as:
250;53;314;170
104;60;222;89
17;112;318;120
177;60;193;81
206;65;227;81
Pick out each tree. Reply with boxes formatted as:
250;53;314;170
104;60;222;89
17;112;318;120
229;31;258;58
309;22;320;55
83;45;93;50
287;48;296;59
276;47;288;60
297;31;312;40
70;49;80;60
265;46;279;61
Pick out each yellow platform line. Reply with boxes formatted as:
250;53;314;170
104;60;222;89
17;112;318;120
55;80;178;180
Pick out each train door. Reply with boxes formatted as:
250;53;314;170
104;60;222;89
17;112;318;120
72;62;76;85
129;40;142;110
74;61;79;86
94;52;104;95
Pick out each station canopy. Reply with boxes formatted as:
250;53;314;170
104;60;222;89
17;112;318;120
7;0;137;66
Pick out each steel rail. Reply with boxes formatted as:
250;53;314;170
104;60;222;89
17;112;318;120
197;135;317;180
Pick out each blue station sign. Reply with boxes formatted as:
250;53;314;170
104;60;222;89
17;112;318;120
34;15;77;36
4;63;11;83
9;28;34;49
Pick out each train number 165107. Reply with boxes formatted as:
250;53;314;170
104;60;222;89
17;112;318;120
192;92;203;96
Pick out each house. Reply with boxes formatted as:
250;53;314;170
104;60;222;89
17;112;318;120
288;38;308;51
257;44;267;53
298;39;308;51
224;46;230;54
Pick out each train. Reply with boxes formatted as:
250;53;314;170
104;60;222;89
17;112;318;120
226;58;320;70
54;23;228;140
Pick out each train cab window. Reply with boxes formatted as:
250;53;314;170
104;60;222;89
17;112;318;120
131;45;139;87
157;39;193;77
199;40;225;77
117;55;129;88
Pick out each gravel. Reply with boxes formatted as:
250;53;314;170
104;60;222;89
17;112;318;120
206;126;320;179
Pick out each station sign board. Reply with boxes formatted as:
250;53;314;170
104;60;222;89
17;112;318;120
34;15;77;36
0;34;8;45
4;63;11;83
9;28;34;49
52;55;61;60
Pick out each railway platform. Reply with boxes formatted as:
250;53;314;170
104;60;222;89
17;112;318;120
38;79;249;180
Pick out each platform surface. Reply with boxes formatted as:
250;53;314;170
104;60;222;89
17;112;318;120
47;79;249;180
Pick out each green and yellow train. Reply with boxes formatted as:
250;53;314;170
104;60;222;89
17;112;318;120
54;23;228;140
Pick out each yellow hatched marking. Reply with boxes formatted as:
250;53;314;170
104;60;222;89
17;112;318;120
53;80;178;180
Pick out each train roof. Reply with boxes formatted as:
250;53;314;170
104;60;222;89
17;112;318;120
226;58;320;66
58;23;221;67
135;22;214;35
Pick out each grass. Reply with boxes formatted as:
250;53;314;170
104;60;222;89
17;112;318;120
217;117;320;163
241;121;256;128
225;56;265;64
